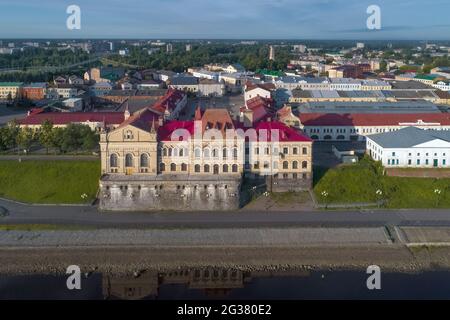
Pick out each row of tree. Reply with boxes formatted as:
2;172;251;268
109;43;292;72
0;120;99;154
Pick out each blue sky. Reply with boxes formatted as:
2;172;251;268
0;0;449;39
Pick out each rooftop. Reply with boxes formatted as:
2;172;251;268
367;126;450;148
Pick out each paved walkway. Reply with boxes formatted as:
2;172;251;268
0;227;389;247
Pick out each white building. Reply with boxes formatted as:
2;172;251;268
62;98;84;111
299;113;450;142
367;127;450;168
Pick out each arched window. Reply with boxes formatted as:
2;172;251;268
168;147;173;157
232;164;238;173
204;164;210;173
292;161;298;169
222;148;228;159
173;147;179;157
163;148;168;157
283;161;289;169
181;163;187;171
194;148;201;158
110;154;118;167
140;154;149;167
212;148;219;158
203;148;210;158
223;164;228;173
195;164;201;172
125;154;133;167
160;163;165;172
170;163;176;172
233;148;238;159
302;161;308;169
213;164;219;174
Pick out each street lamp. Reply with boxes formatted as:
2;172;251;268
321;190;329;209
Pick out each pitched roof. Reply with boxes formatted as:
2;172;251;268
252;121;312;142
18;112;124;126
150;88;186;114
245;81;276;92
299;113;450;127
367;126;450;148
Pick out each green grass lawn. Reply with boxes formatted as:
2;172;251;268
0;160;100;204
313;158;450;209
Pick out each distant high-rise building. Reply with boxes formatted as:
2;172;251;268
293;44;306;53
356;42;365;49
269;45;275;60
186;44;192;52
109;42;115;52
166;43;173;53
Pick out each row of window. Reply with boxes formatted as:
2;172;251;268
388;159;448;166
160;163;239;174
252;160;308;170
110;153;149;168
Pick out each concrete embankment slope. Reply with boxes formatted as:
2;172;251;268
1;227;450;275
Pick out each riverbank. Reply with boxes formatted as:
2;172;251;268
1;226;450;275
2;244;450;276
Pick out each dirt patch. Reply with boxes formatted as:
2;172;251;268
386;168;450;178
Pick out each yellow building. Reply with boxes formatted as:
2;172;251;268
0;82;23;99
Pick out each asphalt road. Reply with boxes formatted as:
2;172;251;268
0;198;449;228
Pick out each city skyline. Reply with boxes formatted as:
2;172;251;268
0;0;450;40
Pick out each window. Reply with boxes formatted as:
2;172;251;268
292;161;298;169
254;161;260;169
302;147;307;155
213;164;219;174
204;164;210;173
160;163;165;172
110;154;118;167
194;148;201;158
302;161;308;169
212;148;219;158
255;147;259;155
163;148;168;157
232;164;238;173
222;148;228;159
204;148;210;158
195;164;201;172
140;154;149;167
233;148;238;159
283;161;289;169
124;130;133;140
283;147;289;155
417;159;420;165
223;164;228;173
181;163;187;171
170;163;176;171
293;147;298;155
125;154;133;167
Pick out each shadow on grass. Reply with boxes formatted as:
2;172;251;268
313;166;330;187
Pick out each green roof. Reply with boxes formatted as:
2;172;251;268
0;82;24;87
414;74;438;81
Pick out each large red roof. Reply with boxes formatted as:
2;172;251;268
252;121;312;142
299;113;450;126
18;112;125;126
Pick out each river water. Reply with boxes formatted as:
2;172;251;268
1;268;450;300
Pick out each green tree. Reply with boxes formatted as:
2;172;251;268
39;120;54;154
16;127;36;153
